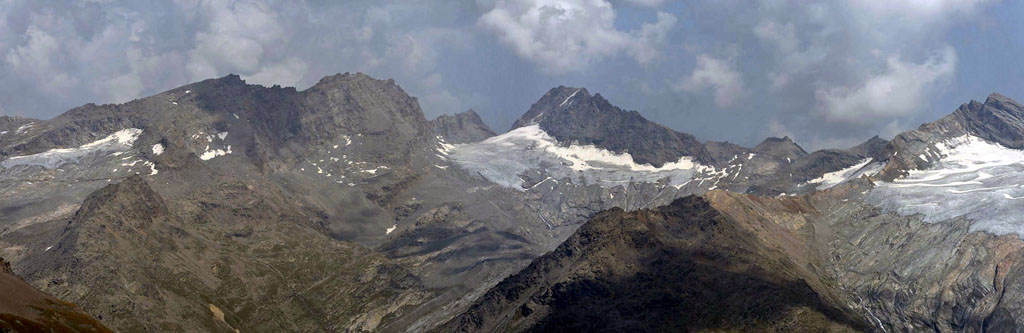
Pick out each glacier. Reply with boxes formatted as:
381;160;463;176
446;125;712;190
867;135;1024;236
1;128;142;169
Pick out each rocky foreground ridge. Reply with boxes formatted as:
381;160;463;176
0;256;110;332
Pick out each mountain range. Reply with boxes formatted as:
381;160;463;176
2;73;1024;332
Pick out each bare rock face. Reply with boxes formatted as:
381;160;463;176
432;110;496;144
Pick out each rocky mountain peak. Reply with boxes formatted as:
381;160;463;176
72;175;168;227
304;72;429;127
954;92;1024;149
310;72;397;91
510;86;707;167
985;92;1022;111
845;135;891;161
752;136;808;160
510;86;592;129
431;109;496;144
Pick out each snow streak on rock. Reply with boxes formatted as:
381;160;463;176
805;158;880;190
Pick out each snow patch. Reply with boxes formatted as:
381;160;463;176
805;158;876;190
386;224;397;235
361;166;389;175
145;161;158;175
199;145;232;160
152;143;164;156
16;123;34;134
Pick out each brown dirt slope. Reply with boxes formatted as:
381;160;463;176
0;257;110;333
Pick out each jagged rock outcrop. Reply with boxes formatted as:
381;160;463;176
432;110;496;144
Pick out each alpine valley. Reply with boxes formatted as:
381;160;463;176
3;73;1024;332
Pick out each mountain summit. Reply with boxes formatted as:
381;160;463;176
431;109;496;144
510;86;707;167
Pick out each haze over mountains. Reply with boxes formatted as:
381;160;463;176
2;73;1024;332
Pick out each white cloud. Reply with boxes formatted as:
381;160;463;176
675;54;745;108
766;119;795;139
479;0;676;73
245;56;309;87
619;0;668;7
5;25;78;93
631;12;677;64
817;46;957;124
183;0;306;84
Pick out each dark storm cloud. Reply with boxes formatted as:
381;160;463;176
0;0;1020;150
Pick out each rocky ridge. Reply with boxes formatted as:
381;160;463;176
440;196;867;332
3;71;1024;332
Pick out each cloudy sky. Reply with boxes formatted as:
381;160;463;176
1;0;1022;150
